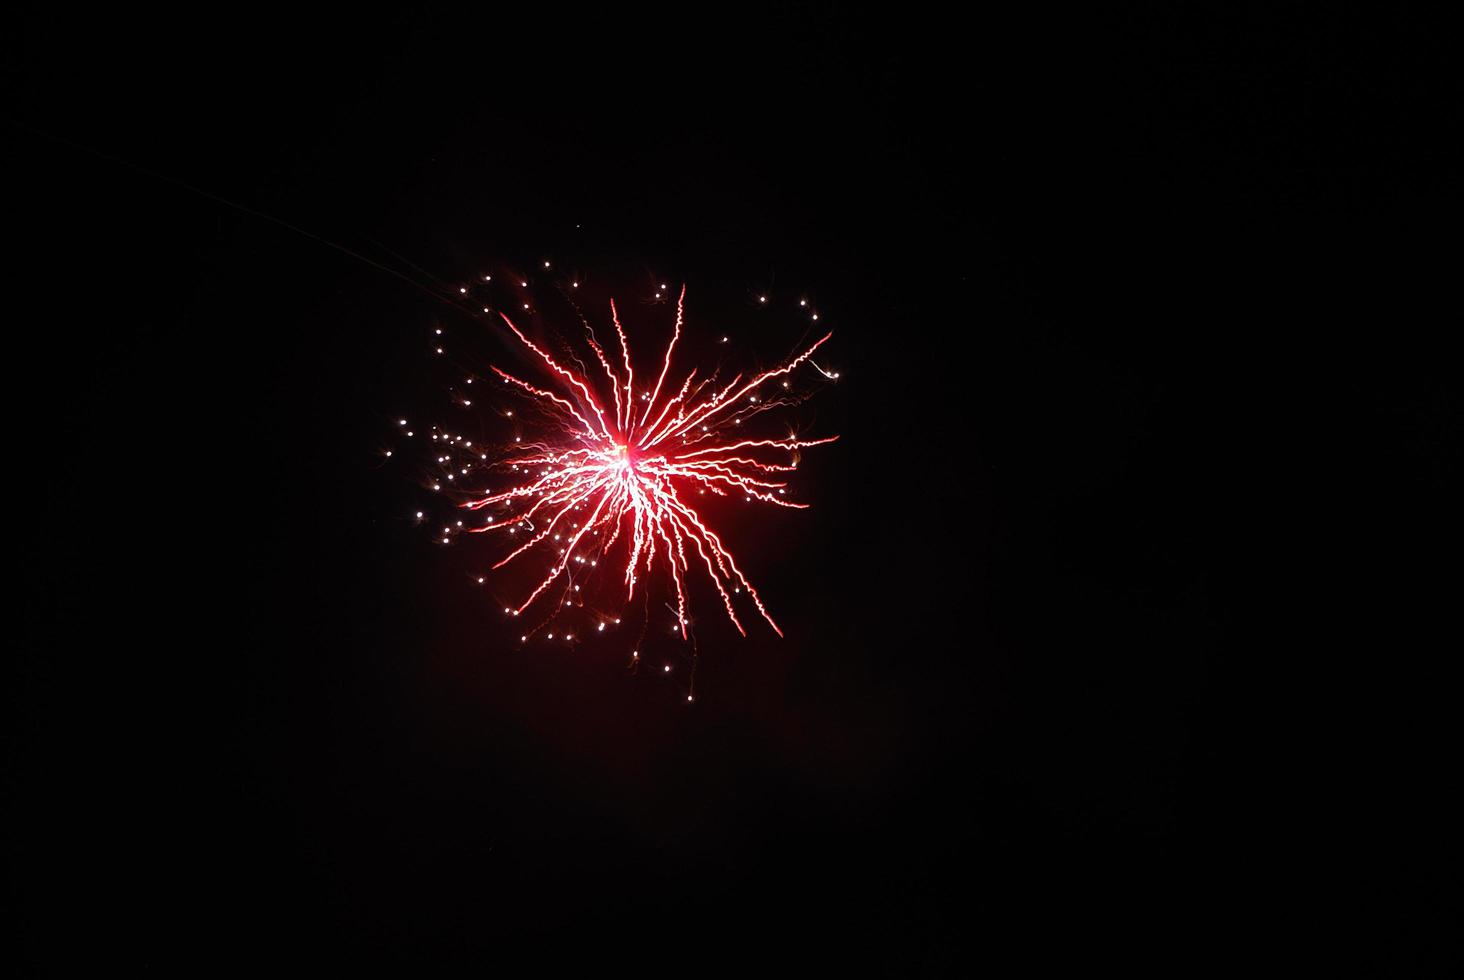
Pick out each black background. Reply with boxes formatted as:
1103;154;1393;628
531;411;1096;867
9;6;1457;972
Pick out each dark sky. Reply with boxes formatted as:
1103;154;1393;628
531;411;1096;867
9;7;1457;972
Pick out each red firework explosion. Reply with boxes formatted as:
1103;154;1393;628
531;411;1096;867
438;280;838;653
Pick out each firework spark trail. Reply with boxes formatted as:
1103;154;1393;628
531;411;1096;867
464;286;837;642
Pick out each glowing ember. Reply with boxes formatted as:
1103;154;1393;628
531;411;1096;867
461;283;837;640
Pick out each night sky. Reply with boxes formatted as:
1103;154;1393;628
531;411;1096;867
10;7;1456;972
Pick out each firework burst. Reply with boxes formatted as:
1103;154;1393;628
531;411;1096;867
397;272;838;683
